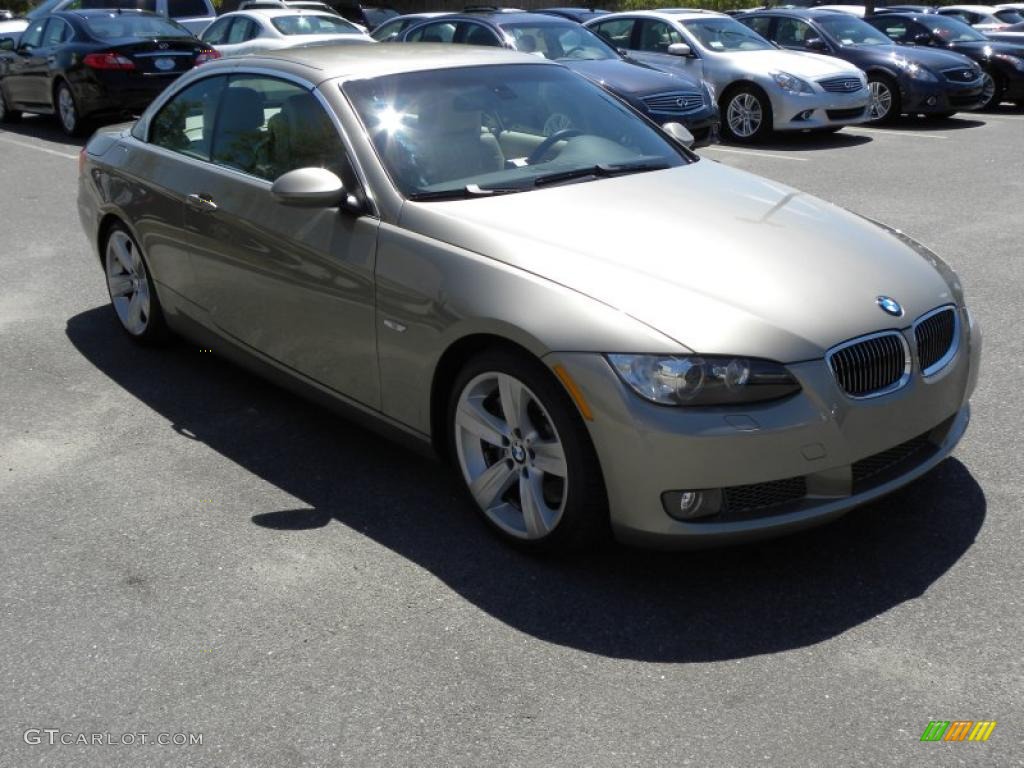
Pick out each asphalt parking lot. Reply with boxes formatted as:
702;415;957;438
1;109;1022;767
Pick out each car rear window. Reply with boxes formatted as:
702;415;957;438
167;0;210;18
271;14;361;34
84;13;192;39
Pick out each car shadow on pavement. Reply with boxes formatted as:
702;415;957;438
0;114;89;147
882;115;986;131
740;131;873;152
66;306;986;664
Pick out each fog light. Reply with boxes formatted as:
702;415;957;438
662;489;723;521
796;109;814;121
926;96;937;106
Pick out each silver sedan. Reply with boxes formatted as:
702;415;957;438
77;44;980;551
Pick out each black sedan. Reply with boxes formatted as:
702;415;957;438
0;9;218;135
398;12;720;145
738;8;988;121
866;12;1024;107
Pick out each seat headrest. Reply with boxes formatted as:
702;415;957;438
217;87;264;134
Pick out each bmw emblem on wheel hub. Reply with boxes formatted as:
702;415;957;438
876;296;903;317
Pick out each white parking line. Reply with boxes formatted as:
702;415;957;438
978;113;1024;122
701;146;810;162
0;134;78;160
843;126;948;139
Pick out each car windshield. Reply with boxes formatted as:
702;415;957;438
272;14;361;34
818;15;892;45
925;15;987;42
499;21;618;60
995;9;1024;23
683;17;774;52
343;64;687;200
84;13;192;38
363;7;398;27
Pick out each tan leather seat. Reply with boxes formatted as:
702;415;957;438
411;96;504;186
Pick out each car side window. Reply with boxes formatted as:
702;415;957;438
201;16;231;44
210;75;350;183
876;19;911;42
405;21;455;43
42;18;70;45
591;18;634;49
20;19;47;48
635;20;683;54
456;22;502;47
167;0;210;18
226;18;257;43
149;75;227;160
774;18;813;48
371;17;402;41
742;16;773;39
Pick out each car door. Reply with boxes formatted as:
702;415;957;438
181;73;381;407
630;18;705;83
4;18;47;106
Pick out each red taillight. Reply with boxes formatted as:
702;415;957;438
83;52;136;71
194;49;221;66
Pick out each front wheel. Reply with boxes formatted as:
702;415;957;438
448;348;607;552
721;86;773;143
981;74;1003;110
55;81;87;137
867;74;900;123
103;225;168;344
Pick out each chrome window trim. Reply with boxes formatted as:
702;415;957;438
913;304;960;378
826;329;912;400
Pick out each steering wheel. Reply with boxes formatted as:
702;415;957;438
526;128;583;165
562;46;588;59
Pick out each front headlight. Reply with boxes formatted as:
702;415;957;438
894;57;939;81
607;354;801;406
771;71;814;94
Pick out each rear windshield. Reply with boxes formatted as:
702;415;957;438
84;12;192;38
168;0;210;17
271;14;361;34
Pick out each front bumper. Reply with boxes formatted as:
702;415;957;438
547;306;981;548
770;86;870;131
901;75;987;114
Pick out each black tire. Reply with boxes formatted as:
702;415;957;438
447;347;608;553
0;85;21;123
102;223;170;345
54;80;87;137
867;73;901;123
720;85;773;143
982;75;1004;110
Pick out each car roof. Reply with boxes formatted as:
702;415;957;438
431;10;575;24
63;8;161;17
597;9;728;20
230;7;351;18
940;4;998;10
742;7;853;17
206;41;553;81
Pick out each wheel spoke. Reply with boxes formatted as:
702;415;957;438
113;237;134;276
519;470;549;538
108;275;133;297
497;373;528;433
531;439;566;478
469;458;516;511
456;397;508;447
127;293;144;331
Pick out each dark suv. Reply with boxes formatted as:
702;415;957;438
397;11;720;145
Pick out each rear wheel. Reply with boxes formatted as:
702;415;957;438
0;86;21;122
55;81;86;137
867;74;900;123
103;225;168;344
448;348;607;552
981;74;1003;110
721;86;773;143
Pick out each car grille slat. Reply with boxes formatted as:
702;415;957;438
818;76;864;93
825;107;866;120
852;431;936;493
942;67;978;83
914;306;957;375
642;91;705;114
721;476;808;516
828;331;907;398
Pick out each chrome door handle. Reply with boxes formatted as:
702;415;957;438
186;193;217;212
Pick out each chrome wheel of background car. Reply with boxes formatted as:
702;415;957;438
105;229;152;337
726;93;762;139
868;79;894;122
454;371;569;540
57;83;79;136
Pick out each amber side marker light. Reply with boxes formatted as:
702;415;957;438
553;364;594;421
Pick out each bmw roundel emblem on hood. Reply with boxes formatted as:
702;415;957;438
877;296;903;317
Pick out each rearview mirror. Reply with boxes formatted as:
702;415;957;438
667;42;692;57
662;121;695;149
0;37;15;51
804;37;828;52
271;167;345;207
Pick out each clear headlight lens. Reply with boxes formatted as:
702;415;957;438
771;71;814;94
607;354;801;406
893;57;939;81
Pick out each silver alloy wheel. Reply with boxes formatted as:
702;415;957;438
58;85;76;133
105;230;151;336
454;372;569;540
981;73;996;106
726;92;762;138
868;80;892;121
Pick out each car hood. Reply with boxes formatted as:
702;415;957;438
563;58;702;96
398;161;956;362
890;42;976;68
717;48;862;77
953;38;1024;56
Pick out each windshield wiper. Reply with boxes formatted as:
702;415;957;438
407;184;525;201
531;161;669;188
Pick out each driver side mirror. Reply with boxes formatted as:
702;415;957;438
804;37;828;52
662;121;695;150
271;167;347;208
913;32;933;45
667;42;692;57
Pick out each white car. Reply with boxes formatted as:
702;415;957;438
200;9;373;57
937;5;1024;31
0;17;28;37
586;10;870;142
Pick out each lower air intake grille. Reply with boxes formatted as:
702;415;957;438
914;306;957;375
828;332;908;398
722;476;808;515
852;432;935;493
